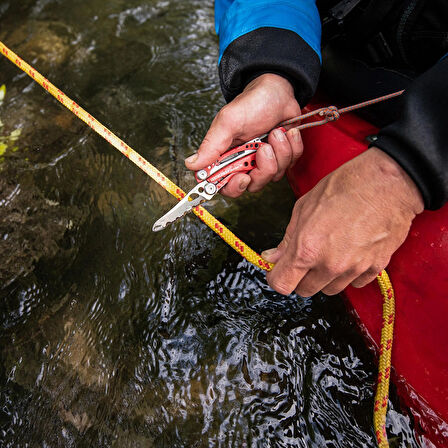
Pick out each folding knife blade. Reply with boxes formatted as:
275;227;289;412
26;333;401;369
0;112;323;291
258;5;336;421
152;181;216;232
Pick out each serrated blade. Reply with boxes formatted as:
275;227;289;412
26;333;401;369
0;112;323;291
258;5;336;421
152;181;214;232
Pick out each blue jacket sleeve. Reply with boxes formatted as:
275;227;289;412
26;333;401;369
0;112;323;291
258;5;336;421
215;0;322;105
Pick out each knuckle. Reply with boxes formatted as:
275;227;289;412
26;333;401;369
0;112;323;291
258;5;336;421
278;233;292;251
351;277;370;289
325;263;343;278
217;106;241;133
367;266;382;277
273;170;285;182
368;259;389;277
324;260;350;278
198;136;221;160
199;135;213;152
263;163;277;178
322;284;343;296
295;285;318;298
296;238;320;266
268;277;294;296
355;262;371;276
378;257;391;272
292;198;304;214
217;105;232;122
291;152;302;166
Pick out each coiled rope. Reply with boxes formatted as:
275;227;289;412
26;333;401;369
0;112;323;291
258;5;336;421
0;40;397;447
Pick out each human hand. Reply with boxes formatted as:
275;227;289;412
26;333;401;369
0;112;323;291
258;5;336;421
262;148;424;296
185;73;303;197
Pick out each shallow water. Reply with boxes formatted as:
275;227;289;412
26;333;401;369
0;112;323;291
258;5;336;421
0;1;421;446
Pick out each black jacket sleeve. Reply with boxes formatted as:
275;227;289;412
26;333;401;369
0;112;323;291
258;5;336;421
218;27;321;107
374;57;448;210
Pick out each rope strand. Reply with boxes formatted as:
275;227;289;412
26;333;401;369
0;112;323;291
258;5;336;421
0;41;273;271
0;40;395;447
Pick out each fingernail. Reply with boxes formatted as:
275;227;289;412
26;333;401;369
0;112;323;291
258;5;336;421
291;127;301;142
262;145;275;159
273;129;286;142
239;177;250;191
261;248;277;259
185;153;198;164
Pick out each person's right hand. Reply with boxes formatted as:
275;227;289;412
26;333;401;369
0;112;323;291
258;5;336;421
185;73;303;197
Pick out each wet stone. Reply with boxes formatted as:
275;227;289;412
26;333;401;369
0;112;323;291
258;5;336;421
0;167;86;287
1;21;73;71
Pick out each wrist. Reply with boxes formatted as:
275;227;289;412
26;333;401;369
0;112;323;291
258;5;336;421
244;73;295;98
370;147;424;215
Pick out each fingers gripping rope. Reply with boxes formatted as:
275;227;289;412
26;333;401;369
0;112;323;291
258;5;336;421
1;40;394;447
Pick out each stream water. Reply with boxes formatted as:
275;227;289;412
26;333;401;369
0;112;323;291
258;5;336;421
0;1;421;446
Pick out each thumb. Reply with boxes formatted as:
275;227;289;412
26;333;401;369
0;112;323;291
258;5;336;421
261;230;292;264
185;112;237;171
261;247;283;264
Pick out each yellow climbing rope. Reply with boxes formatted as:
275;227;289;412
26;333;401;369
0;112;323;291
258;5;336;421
375;270;396;448
0;42;272;272
0;40;394;447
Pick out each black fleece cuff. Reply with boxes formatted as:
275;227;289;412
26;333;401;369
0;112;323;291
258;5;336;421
373;58;448;210
218;27;321;107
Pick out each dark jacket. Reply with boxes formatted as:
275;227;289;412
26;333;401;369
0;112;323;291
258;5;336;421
215;0;448;210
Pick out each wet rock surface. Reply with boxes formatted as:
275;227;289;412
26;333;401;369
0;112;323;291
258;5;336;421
0;167;84;287
2;20;72;70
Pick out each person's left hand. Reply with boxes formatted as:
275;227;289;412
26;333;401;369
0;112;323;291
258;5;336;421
262;148;424;296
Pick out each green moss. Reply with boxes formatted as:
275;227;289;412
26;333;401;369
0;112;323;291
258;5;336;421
0;85;23;162
0;84;5;106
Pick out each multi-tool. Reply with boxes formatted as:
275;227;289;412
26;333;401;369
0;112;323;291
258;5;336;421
152;128;286;232
152;105;344;232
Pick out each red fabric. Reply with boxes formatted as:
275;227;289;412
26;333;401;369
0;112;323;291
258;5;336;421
287;106;448;446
